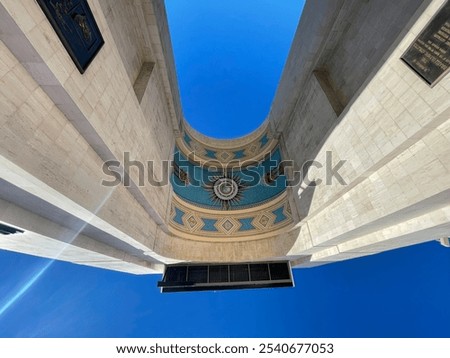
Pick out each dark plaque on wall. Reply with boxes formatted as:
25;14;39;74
36;0;104;74
401;1;450;86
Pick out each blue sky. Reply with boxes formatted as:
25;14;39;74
166;0;302;138
0;242;449;337
0;0;449;338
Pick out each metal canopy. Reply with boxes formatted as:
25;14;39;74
158;261;294;293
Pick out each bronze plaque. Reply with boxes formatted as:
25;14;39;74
36;0;104;74
401;1;450;86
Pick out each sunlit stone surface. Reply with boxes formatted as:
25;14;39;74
0;0;449;283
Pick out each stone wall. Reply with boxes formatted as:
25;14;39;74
0;0;178;272
279;0;450;265
0;0;448;271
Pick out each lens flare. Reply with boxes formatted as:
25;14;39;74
0;188;115;318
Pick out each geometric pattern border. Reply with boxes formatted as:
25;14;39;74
169;193;293;241
177;128;276;168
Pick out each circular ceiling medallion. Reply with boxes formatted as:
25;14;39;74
204;174;246;210
213;178;239;201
